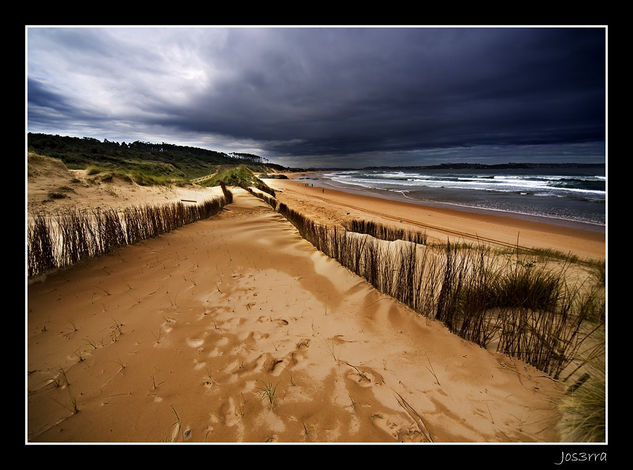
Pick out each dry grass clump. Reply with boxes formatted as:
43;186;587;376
27;192;232;278
557;328;605;442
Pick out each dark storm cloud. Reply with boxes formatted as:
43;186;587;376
28;78;72;117
28;77;114;133
27;27;605;163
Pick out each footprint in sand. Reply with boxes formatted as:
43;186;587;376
222;359;242;376
207;336;230;356
370;413;424;442
285;339;311;368
222;354;268;378
330;334;352;345
193;359;207;370
208;347;223;358
343;363;385;388
223;318;243;329
219;397;240;427
186;337;205;348
237;330;269;344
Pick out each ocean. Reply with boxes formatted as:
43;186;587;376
298;167;606;231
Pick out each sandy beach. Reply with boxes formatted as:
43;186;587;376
26;156;611;443
267;176;605;262
27;187;565;442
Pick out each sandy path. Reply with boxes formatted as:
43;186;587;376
27;189;563;442
267;179;605;261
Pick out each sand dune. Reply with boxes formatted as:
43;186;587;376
27;153;223;214
27;189;563;442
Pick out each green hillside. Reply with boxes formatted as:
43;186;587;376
200;165;275;196
27;133;287;186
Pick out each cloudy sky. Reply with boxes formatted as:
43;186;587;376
27;27;606;168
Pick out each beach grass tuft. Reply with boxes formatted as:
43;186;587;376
258;381;278;408
557;347;605;442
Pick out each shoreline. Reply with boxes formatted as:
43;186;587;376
268;175;605;261
290;171;605;233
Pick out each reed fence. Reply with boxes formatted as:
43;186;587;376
27;192;232;278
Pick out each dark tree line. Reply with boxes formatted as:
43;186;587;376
27;133;289;177
28;133;256;164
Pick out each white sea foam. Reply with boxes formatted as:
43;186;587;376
324;170;605;198
315;168;605;227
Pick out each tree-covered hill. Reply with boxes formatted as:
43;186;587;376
27;133;288;185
